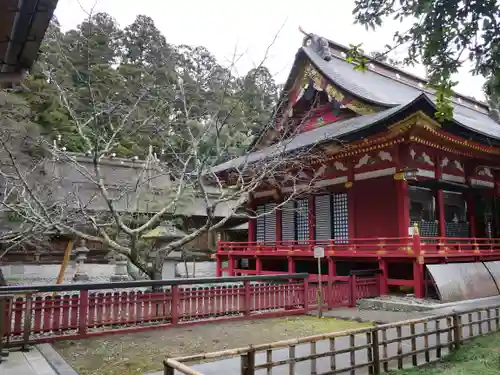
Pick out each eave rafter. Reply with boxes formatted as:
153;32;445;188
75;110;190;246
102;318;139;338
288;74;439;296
221;110;500;187
401;111;500;158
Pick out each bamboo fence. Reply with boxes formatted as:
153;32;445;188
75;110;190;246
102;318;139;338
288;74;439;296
164;303;500;375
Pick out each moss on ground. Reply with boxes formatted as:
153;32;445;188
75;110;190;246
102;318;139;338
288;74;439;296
54;316;372;375
390;331;500;375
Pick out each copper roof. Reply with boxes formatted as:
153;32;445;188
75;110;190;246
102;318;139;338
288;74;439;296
0;0;58;84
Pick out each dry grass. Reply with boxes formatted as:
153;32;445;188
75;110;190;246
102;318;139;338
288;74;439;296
54;316;372;375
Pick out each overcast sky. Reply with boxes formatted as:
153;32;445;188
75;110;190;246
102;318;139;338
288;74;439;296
55;0;486;100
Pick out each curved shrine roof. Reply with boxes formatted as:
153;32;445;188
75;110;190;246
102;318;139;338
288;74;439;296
211;102;410;173
212;33;500;174
302;44;500;140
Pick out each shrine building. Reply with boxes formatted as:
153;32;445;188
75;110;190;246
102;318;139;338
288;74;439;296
212;32;500;300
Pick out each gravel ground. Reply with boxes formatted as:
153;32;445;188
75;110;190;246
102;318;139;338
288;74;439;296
366;295;442;306
54;316;372;375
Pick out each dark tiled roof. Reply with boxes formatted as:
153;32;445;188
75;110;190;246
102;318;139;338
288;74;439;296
303;46;500;140
212;103;409;173
0;0;58;80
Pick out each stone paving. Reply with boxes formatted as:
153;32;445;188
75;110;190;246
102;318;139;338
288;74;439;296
308;307;432;323
1;347;57;375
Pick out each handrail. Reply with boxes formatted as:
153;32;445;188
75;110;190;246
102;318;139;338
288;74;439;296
164;358;204;375
172;301;500;363
0;273;309;293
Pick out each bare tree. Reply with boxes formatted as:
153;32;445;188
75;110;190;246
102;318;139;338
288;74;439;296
0;13;327;280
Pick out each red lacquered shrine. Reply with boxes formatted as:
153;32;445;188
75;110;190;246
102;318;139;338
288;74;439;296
213;33;500;299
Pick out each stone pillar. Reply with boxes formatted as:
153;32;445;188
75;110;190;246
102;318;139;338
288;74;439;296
73;240;90;282
110;253;130;282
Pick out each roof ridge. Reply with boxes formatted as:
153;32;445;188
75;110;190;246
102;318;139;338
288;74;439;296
324;50;488;116
301;31;488;110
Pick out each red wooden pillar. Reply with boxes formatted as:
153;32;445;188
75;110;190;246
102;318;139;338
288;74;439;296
327;257;336;280
227;255;235;276
347;187;355;240
308;196;315;242
287;257;295;273
255;256;262;275
78;290;89;335
436;189;446;236
435;156;446;237
395;180;410;237
466;193;477;237
248;195;256;242
347;163;355;240
215;254;222;277
413;260;425;298
395;143;411;237
378;259;389;295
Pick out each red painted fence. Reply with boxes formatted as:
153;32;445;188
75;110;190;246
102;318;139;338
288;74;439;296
0;273;379;348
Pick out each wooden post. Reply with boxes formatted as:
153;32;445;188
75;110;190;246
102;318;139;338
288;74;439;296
435;155;446;237
164;362;174;375
55;239;74;289
466;193;477;237
327;258;335;308
255;256;262;275
378;260;388;295
317;256;324;318
287;257;295;274
78;290;89;336
21;293;33;351
413;261;424;299
436;189;446;236
243;281;251;316
241;349;256;375
171;285;179;325
215;254;222;277
395;178;410;238
453;313;462;349
303;278;310;311
349;274;357;308
0;296;8;361
227;255;235;276
371;329;381;375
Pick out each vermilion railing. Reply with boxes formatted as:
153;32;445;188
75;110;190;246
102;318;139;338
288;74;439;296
218;236;500;257
0;273;380;349
0;274;308;348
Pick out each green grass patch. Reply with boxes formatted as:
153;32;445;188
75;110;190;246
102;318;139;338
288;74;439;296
391;331;500;375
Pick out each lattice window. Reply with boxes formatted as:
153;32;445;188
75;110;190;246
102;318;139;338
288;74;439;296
256;203;276;243
332;193;349;243
281;200;296;241
264;203;277;243
315;194;332;243
411;220;438;238
295;198;309;244
445;222;469;238
256;204;266;243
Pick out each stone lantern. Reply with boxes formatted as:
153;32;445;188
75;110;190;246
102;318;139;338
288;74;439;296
142;224;187;280
73;239;90;281
110;253;130;282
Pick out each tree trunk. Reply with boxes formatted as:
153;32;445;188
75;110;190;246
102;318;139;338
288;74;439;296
183;259;189;278
0;268;6;286
192;256;196;278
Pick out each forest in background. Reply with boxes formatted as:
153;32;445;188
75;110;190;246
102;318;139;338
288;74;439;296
11;12;281;160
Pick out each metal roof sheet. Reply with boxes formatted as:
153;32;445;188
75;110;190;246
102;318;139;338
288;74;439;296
303;46;500;140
